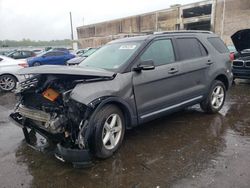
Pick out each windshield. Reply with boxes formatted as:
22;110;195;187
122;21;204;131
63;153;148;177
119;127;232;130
79;42;141;70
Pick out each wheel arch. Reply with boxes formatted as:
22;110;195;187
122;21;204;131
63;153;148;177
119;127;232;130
88;97;137;129
0;73;18;82
214;74;229;90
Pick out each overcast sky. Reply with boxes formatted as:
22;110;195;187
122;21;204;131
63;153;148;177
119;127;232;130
0;0;201;41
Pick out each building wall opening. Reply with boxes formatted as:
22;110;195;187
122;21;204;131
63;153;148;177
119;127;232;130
183;4;212;18
184;20;211;31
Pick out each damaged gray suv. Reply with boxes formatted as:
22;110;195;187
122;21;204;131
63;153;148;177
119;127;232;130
10;31;233;167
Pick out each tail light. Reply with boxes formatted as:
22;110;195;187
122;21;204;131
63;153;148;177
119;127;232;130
229;52;235;61
18;63;28;68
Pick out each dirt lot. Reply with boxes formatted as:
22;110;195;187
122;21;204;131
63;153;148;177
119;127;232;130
0;81;250;188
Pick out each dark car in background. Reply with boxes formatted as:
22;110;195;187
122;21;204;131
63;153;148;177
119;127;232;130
10;31;232;166
7;50;36;59
231;29;250;79
27;50;75;66
67;48;99;66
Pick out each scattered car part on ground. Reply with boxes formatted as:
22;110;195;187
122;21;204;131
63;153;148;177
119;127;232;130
27;50;75;67
10;31;233;167
0;55;28;91
231;29;250;79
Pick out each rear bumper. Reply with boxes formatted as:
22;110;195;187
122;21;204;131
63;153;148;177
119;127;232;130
9;112;92;168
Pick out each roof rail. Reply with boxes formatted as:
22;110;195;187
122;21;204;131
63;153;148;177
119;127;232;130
153;30;213;35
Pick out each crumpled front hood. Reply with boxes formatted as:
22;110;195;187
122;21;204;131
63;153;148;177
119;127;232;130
17;65;115;78
231;29;250;52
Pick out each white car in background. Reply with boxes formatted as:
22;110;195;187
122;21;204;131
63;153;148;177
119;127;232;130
0;55;28;91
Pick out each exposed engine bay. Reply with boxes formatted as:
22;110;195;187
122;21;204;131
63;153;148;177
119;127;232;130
13;74;112;151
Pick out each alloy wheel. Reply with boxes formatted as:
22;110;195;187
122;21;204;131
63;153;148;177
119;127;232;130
0;76;16;91
211;85;225;109
102;113;123;150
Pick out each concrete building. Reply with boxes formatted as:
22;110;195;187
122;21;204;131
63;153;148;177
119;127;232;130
76;0;250;48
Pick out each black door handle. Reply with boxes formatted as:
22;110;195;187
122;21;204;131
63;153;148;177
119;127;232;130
206;60;214;65
168;68;178;74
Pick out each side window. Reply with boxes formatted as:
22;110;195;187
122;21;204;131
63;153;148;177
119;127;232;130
176;38;208;61
208;37;229;53
22;51;31;57
45;52;54;57
12;51;22;58
140;39;175;66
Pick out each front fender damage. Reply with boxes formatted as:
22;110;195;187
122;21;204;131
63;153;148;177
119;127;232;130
10;72;135;167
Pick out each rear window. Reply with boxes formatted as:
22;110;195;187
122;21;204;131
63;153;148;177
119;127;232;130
208;37;229;53
176;38;208;60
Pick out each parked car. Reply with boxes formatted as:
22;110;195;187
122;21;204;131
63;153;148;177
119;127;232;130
67;48;99;66
7;50;36;59
0;55;28;91
10;31;233;166
231;29;250;79
27;50;75;66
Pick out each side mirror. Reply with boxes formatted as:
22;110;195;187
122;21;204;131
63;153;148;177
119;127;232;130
133;60;155;72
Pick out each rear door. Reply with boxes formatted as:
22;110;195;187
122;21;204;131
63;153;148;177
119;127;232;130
44;52;66;65
53;51;67;65
174;37;211;99
42;52;56;64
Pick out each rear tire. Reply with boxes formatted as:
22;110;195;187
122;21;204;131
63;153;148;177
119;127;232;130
200;80;226;114
90;104;125;159
0;75;17;91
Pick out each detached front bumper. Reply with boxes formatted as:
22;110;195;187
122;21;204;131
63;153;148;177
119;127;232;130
9;112;93;168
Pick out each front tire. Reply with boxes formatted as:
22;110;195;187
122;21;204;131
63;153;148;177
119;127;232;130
90;105;125;159
0;75;17;91
200;80;226;114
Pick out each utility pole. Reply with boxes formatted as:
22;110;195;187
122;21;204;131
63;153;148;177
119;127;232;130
69;12;74;40
221;0;226;38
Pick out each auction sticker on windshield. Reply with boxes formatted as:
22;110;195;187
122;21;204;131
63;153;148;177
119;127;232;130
119;45;137;50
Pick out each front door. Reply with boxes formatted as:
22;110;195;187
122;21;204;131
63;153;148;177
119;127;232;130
133;38;185;122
